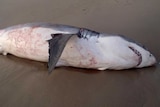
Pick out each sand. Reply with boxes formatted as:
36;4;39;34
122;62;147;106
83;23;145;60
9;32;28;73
0;0;160;107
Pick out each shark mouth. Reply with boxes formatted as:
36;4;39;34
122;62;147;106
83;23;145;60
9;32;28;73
128;46;142;66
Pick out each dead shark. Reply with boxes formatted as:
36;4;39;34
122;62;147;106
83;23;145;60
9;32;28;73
0;23;156;73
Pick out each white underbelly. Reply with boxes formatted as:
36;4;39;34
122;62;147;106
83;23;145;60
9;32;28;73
2;27;106;69
3;27;51;62
58;36;105;68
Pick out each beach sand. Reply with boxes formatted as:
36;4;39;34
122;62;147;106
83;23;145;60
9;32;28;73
0;0;160;107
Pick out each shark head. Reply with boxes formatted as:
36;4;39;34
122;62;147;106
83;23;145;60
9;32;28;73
128;43;156;68
119;35;157;68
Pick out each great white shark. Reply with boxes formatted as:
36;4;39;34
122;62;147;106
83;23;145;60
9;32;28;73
0;23;156;73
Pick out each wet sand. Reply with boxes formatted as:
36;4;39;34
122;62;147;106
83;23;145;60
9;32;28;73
0;0;160;107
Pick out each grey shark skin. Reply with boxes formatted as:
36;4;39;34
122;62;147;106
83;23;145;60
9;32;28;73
0;23;157;73
48;34;73;73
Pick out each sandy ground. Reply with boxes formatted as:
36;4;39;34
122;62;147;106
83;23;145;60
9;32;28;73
0;0;160;107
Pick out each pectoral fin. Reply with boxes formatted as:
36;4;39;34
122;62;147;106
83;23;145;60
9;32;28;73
48;34;73;73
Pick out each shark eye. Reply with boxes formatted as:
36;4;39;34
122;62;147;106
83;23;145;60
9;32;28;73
149;54;152;57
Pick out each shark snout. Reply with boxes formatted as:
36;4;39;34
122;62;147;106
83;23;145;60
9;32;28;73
132;45;157;68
